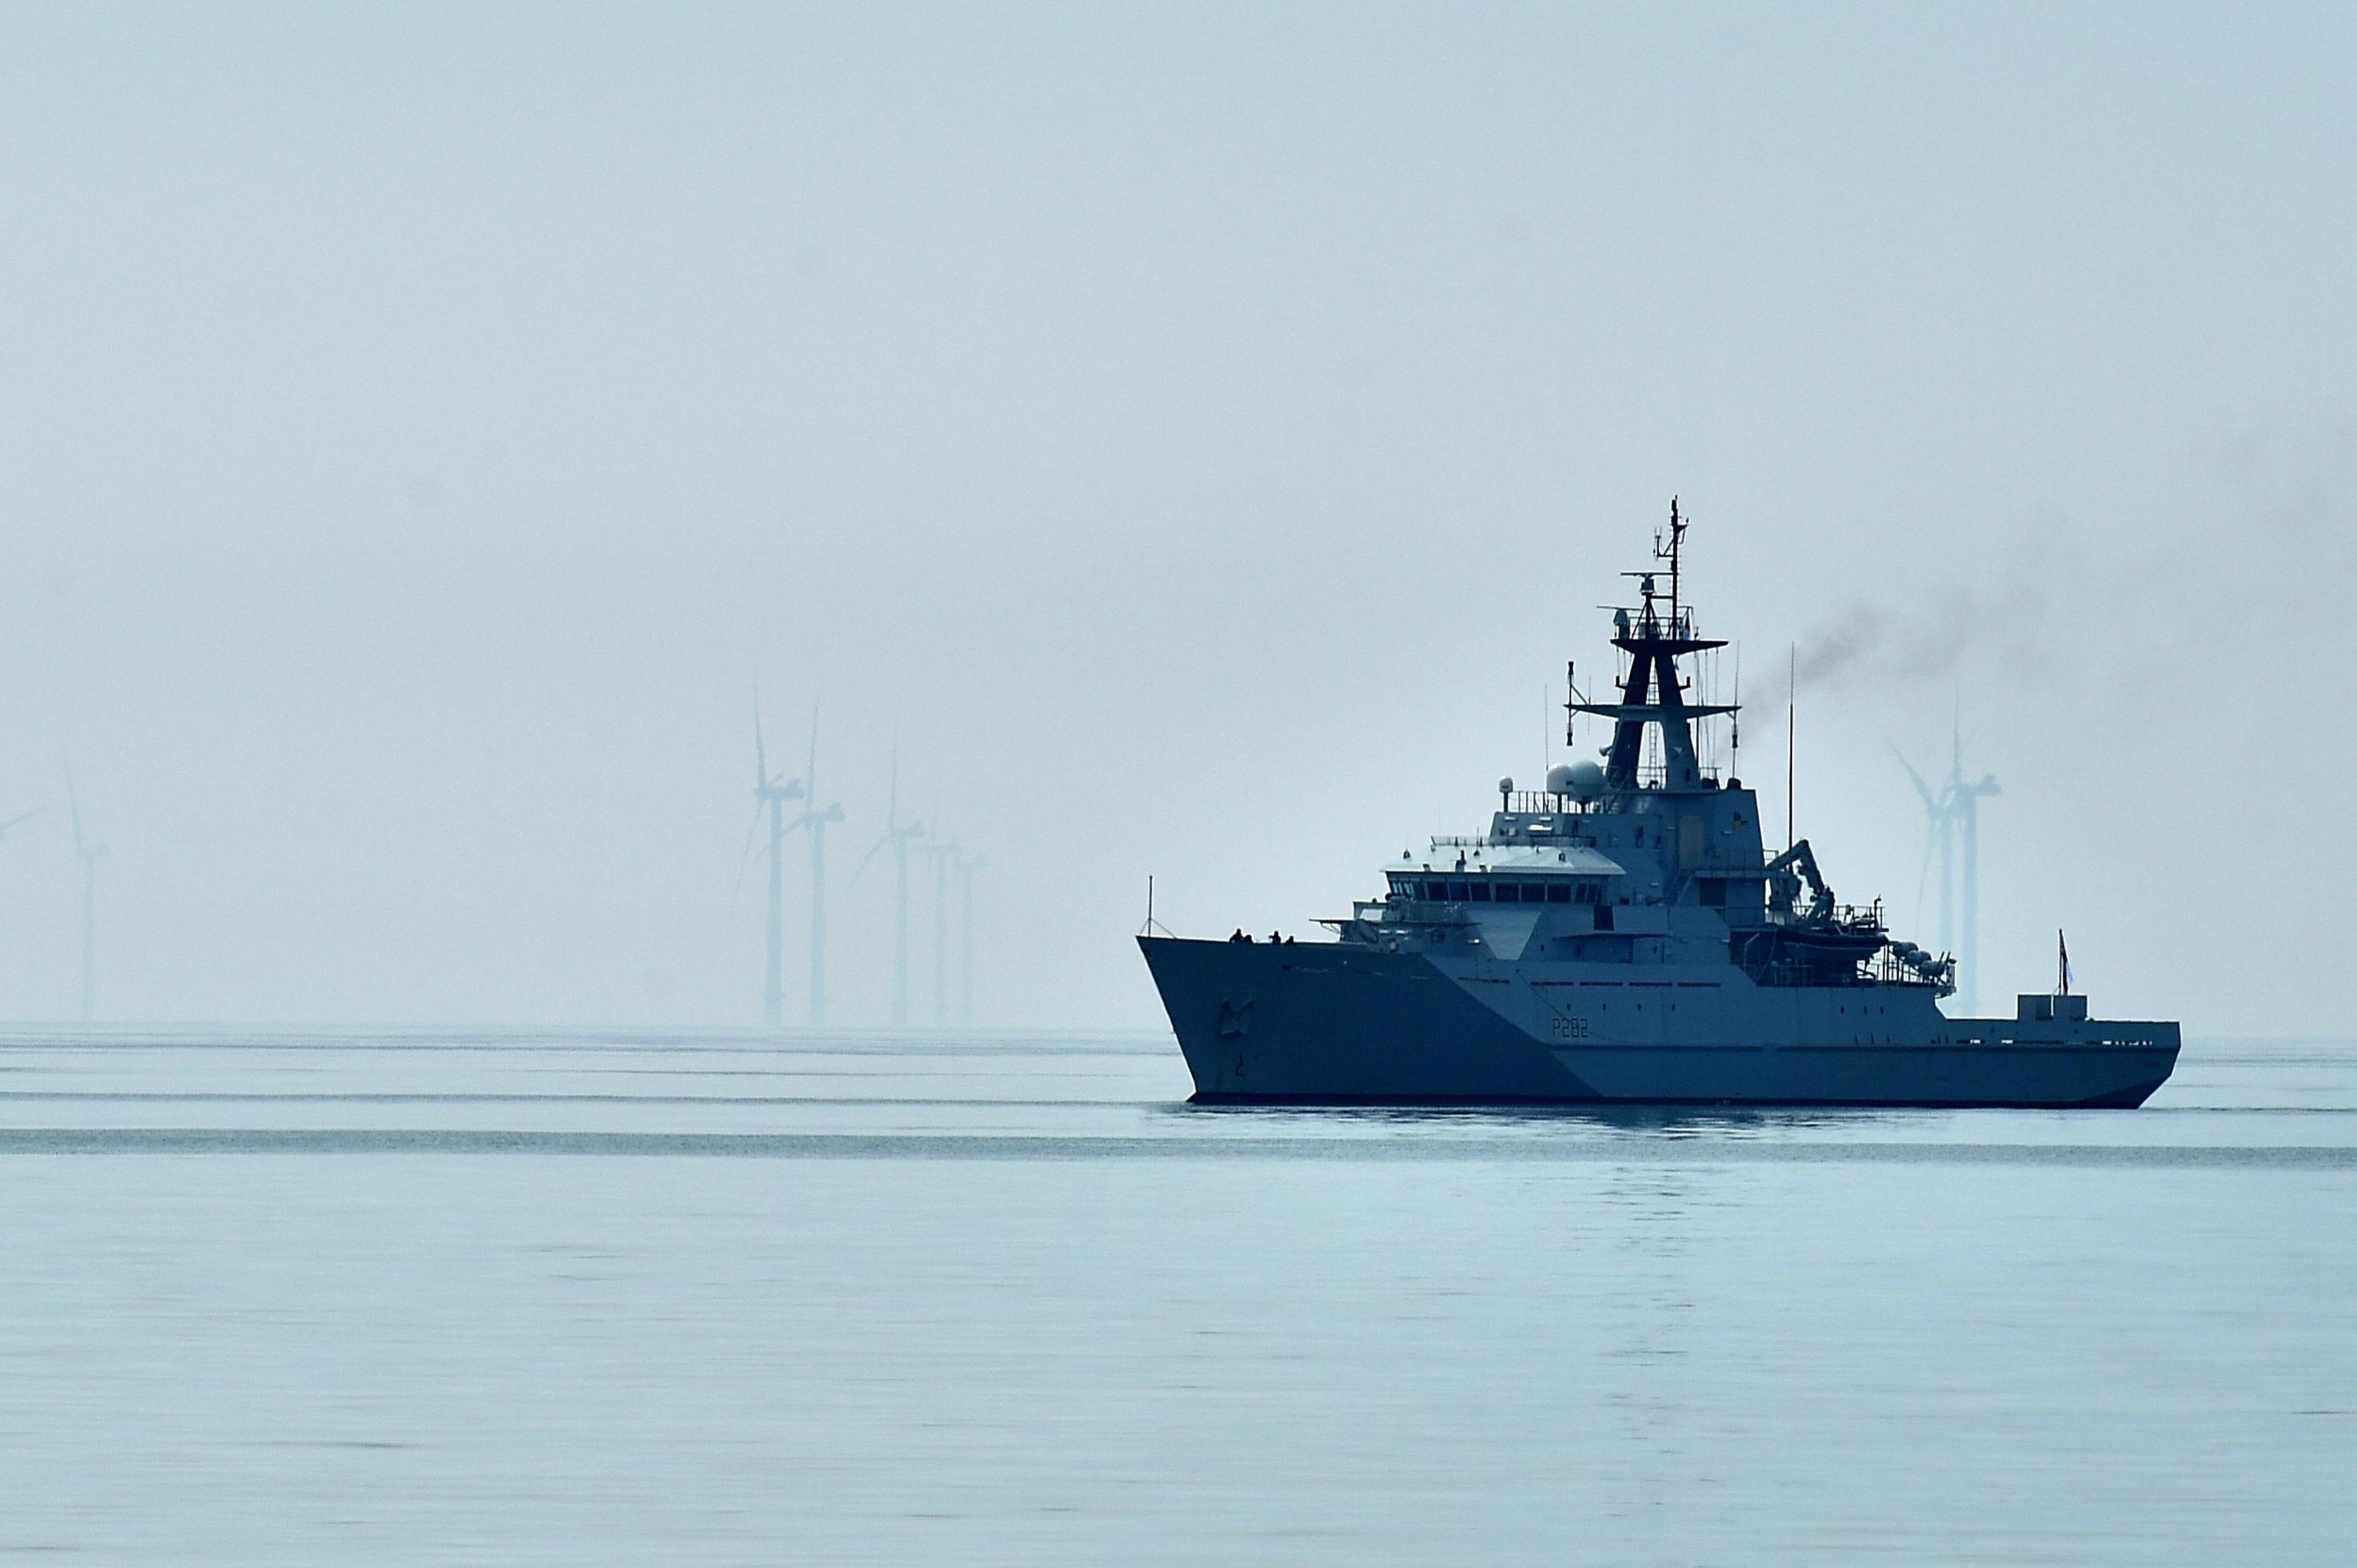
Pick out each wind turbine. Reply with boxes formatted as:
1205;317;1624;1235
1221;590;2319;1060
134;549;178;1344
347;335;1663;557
791;708;845;1029
1898;706;2000;1013
856;748;924;1028
0;806;43;1010
918;835;961;1027
66;770;106;1022
957;854;985;1029
740;698;808;1028
1947;720;2001;1015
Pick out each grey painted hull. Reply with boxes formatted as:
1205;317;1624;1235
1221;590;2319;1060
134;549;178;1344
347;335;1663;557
1140;937;2179;1108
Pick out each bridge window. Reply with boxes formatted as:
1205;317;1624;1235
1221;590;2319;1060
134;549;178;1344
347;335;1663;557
1495;882;1519;903
1468;881;1492;902
1546;882;1571;904
1447;882;1469;901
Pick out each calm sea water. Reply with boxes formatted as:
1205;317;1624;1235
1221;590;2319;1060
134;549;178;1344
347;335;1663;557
2;1027;2351;1564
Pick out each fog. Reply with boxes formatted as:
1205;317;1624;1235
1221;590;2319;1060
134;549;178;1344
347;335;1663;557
2;4;2351;1035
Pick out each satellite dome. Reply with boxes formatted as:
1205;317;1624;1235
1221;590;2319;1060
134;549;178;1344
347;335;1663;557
1562;760;1606;800
1545;763;1578;795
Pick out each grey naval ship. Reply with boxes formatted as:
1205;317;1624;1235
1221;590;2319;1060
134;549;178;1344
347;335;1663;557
1139;506;2179;1108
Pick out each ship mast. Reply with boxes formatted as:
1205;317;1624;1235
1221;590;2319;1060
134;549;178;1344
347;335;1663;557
1570;498;1736;793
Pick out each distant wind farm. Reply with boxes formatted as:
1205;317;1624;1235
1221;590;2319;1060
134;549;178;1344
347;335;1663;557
739;708;981;1032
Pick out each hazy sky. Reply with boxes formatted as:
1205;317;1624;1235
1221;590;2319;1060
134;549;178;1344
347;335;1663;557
2;4;2353;1033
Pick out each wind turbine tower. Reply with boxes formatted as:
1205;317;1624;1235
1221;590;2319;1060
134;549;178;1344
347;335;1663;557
748;703;807;1029
66;771;107;1022
857;752;924;1027
794;711;846;1029
0;805;42;1009
919;837;961;1027
957;855;985;1029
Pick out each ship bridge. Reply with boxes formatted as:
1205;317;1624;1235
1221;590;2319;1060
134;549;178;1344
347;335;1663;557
1382;842;1627;908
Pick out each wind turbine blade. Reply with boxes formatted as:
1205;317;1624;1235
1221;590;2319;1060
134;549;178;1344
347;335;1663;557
729;803;765;912
853;835;890;881
754;692;768;789
807;699;820;800
1891;747;1940;814
0;806;43;838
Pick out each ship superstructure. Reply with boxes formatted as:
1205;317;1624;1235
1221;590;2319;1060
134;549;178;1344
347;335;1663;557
1139;505;2178;1106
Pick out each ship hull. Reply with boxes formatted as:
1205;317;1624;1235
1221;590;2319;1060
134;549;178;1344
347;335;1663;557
1139;937;2178;1108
